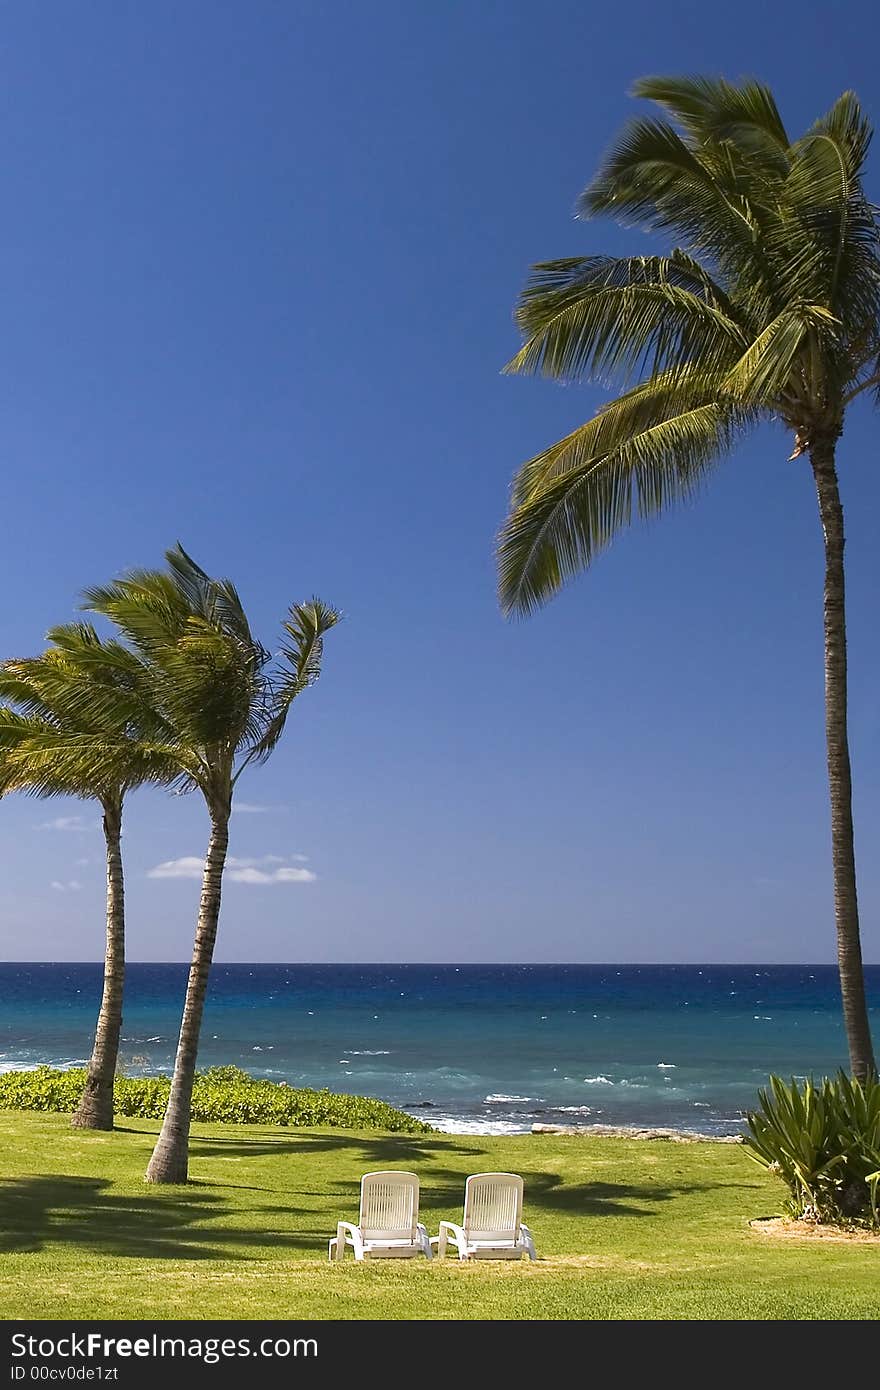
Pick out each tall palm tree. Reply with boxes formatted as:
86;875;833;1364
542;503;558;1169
84;545;339;1182
0;625;177;1128
498;78;878;1078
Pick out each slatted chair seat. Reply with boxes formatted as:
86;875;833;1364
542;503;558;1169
329;1170;432;1262
432;1172;537;1261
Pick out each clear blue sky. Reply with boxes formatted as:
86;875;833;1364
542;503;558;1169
1;0;878;963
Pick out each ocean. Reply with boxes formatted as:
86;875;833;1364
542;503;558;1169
1;962;877;1135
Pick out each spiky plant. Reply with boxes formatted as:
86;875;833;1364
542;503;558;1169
499;77;879;1078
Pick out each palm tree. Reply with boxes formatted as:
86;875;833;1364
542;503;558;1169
499;77;878;1078
84;545;339;1182
0;625;177;1128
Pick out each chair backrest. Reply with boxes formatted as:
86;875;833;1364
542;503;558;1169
462;1172;524;1242
359;1170;419;1241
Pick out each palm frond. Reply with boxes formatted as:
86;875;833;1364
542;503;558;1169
498;400;737;615
722;304;838;404
779;109;880;335
512;366;729;504
165;544;261;654
240;600;341;771
578;115;772;271
506;256;747;384
633;74;790;159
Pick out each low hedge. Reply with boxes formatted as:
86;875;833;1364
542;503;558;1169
0;1065;432;1133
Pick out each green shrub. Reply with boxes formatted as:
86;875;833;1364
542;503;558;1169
744;1072;880;1227
0;1066;432;1134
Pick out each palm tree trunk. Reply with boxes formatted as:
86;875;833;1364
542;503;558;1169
145;804;230;1183
71;793;125;1130
810;439;876;1080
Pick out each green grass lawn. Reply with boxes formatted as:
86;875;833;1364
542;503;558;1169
0;1112;877;1320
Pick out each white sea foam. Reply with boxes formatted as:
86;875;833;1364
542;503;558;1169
583;1075;614;1085
555;1105;594;1115
348;1050;391;1056
430;1116;528;1136
483;1094;539;1105
657;1062;676;1069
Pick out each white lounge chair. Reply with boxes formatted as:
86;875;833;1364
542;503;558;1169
432;1172;537;1261
328;1170;433;1262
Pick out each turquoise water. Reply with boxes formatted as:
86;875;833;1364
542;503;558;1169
1;962;877;1134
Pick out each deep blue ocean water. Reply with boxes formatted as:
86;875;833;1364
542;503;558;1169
1;962;878;1134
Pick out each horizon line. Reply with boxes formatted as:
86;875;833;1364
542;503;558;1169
1;960;877;969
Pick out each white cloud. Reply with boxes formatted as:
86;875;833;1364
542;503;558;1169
227;865;316;885
232;802;272;815
148;853;316;885
148;856;204;880
40;815;90;832
51;879;82;893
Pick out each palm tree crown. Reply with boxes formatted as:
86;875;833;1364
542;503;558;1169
82;545;338;816
499;77;880;612
0;623;178;800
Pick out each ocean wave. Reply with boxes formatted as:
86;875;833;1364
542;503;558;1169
483;1093;540;1105
553;1105;594;1115
348;1050;391;1056
583;1075;614;1085
430;1116;529;1136
0;1058;88;1074
657;1062;676;1069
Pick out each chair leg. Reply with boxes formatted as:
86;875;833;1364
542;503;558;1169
328;1238;338;1262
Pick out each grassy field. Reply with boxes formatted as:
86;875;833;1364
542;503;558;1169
0;1111;877;1320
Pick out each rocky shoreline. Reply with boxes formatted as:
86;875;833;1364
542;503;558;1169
530;1121;744;1143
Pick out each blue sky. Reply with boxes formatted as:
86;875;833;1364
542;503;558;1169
1;0;878;963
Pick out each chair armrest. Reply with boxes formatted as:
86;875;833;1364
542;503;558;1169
336;1221;364;1259
434;1221;467;1260
520;1223;534;1238
439;1221;467;1245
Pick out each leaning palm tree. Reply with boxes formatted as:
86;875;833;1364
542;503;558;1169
84;545;339;1182
499;77;878;1078
0;625;177;1128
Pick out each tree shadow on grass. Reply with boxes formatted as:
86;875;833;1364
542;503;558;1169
187;1129;484;1167
187;1132;752;1219
0;1175;310;1259
496;1167;759;1219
